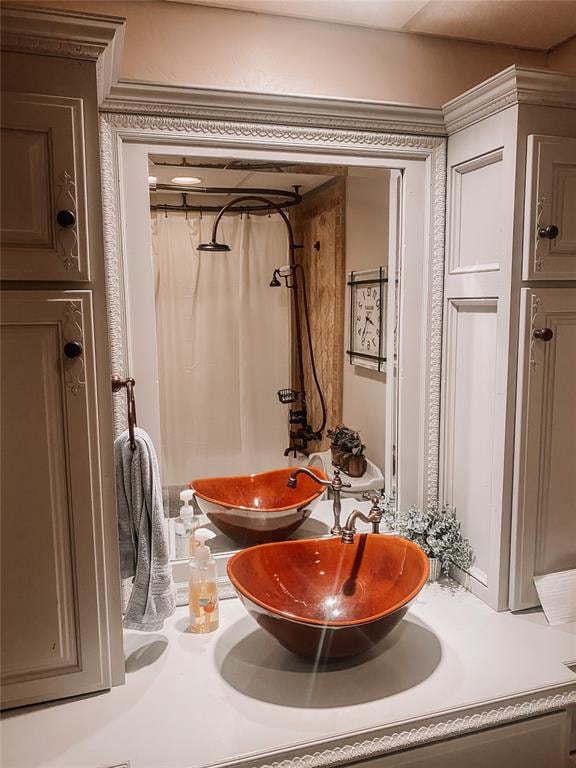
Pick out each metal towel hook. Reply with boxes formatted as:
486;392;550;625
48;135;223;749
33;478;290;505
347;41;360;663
112;375;137;450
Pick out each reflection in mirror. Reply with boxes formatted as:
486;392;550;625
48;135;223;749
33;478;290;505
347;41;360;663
142;155;399;559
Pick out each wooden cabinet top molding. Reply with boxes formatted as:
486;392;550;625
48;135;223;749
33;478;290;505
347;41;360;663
443;66;576;135
0;4;125;103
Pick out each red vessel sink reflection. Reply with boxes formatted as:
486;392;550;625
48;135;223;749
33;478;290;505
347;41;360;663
190;467;327;546
227;533;429;659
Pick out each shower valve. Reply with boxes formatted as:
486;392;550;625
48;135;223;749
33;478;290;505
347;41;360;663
289;409;307;425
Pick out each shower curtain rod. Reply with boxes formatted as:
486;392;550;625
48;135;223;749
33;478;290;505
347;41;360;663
150;185;302;214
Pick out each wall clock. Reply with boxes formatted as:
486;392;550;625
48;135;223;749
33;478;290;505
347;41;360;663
347;267;387;371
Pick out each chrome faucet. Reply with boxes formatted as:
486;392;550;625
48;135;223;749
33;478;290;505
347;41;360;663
287;466;351;535
341;496;383;543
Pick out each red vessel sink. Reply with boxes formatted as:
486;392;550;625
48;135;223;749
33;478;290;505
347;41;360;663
227;533;429;659
190;467;327;546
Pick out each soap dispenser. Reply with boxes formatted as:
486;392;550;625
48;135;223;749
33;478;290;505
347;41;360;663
175;489;198;559
188;528;219;634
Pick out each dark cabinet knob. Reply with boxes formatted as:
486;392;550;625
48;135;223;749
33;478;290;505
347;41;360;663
57;209;76;228
533;328;554;342
64;341;83;358
538;224;559;240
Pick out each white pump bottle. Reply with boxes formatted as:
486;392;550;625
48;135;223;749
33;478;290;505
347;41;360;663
175;489;198;559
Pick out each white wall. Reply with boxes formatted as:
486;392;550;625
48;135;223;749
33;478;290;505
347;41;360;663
342;169;390;476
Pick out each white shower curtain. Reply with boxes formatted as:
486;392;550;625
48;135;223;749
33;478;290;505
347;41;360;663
152;212;290;485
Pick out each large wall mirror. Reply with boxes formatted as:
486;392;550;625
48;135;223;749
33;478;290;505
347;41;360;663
101;113;445;595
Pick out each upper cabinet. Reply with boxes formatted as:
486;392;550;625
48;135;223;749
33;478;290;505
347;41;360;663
524;135;576;280
1;92;89;281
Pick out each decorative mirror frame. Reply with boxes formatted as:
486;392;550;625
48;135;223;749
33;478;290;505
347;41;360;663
98;88;446;539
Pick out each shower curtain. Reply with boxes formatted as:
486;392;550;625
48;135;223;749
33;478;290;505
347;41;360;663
152;212;290;486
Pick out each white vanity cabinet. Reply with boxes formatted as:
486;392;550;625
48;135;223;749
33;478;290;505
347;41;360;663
0;8;124;709
441;68;576;611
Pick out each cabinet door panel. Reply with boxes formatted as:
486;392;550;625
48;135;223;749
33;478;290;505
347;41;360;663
1;291;111;708
0;93;88;281
524;135;576;280
510;288;576;609
352;712;569;768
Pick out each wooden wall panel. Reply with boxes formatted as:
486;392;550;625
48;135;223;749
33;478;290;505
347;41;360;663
290;178;346;452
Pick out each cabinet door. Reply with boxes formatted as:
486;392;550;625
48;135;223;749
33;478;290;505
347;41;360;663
351;712;569;768
1;291;112;708
0;92;88;281
524;135;576;280
510;288;576;610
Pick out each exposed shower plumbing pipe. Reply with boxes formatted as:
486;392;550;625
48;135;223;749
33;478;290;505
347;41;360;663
197;194;327;455
270;262;327;442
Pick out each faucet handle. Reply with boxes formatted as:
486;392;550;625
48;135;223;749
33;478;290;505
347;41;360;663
333;468;351;489
362;493;383;512
369;496;383;534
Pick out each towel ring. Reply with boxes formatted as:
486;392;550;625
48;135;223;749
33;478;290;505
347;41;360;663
112;375;137;450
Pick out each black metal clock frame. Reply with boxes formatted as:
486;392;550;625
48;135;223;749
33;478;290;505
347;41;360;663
347;266;388;371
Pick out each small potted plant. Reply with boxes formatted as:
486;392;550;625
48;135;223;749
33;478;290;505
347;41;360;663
327;424;347;466
339;431;367;477
327;424;367;478
382;502;474;581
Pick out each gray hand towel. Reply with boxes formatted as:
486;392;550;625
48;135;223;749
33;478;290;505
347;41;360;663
115;426;176;631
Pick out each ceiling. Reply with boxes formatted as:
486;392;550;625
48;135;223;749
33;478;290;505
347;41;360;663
166;0;576;51
148;156;334;197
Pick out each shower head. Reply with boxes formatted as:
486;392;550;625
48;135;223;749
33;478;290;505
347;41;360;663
269;270;281;287
197;240;231;252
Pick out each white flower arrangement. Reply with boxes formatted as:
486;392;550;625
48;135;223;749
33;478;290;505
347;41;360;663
383;502;474;575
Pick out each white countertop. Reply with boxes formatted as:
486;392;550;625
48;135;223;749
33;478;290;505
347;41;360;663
2;579;575;768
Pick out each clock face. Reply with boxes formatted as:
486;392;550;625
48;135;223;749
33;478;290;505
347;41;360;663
354;284;381;355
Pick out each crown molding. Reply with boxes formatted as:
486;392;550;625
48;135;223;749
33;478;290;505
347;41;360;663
443;65;576;134
101;80;447;136
0;4;125;103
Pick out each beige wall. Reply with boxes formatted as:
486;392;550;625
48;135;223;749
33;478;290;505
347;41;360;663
342;170;390;475
21;0;557;106
548;36;576;74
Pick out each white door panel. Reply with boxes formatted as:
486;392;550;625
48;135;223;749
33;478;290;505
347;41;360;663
510;288;576;610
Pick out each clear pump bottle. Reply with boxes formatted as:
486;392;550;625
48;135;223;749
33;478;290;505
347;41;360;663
174;489;198;559
188;528;219;634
